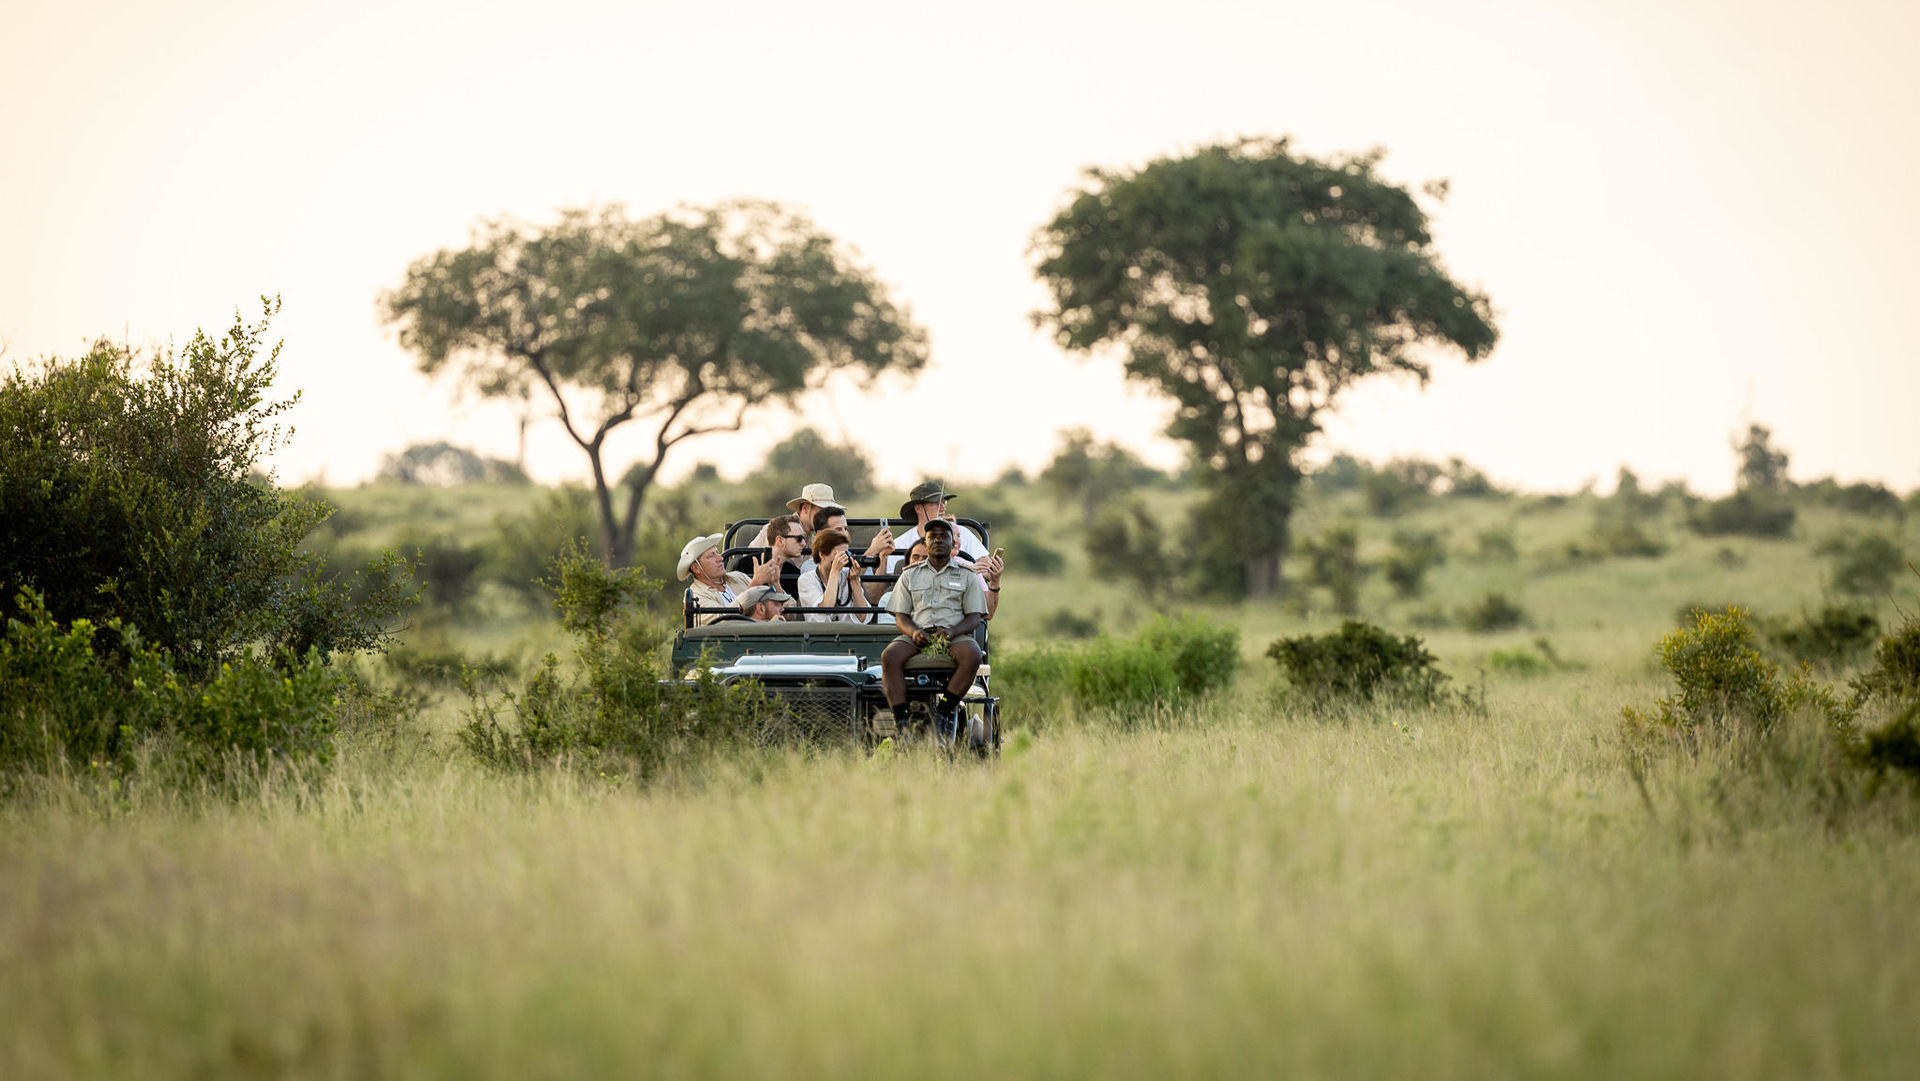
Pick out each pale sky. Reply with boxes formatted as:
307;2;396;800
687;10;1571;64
4;0;1917;496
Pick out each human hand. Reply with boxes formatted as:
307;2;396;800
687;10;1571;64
912;628;930;648
865;526;893;559
979;554;1003;585
749;557;774;586
827;549;849;576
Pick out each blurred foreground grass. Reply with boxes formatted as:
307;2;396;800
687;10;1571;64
5;673;1917;1080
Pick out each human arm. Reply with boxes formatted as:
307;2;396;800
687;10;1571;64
976;554;1003;621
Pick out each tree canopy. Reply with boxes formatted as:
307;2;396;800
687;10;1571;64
383;201;929;567
1032;137;1499;597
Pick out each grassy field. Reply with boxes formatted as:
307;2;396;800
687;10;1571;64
3;478;1917;1079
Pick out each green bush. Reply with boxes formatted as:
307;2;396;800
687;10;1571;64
1622;607;1834;743
1266;621;1453;708
486;487;599;600
1471;526;1519;563
1038;607;1100;640
0;300;412;675
0;590;339;780
1002;534;1066;577
1848;615;1920;717
1488;638;1576;677
1828;534;1906;597
994;618;1239;724
1458;592;1527;633
1764;605;1880;670
457;548;774;778
1069;617;1240;714
1299;523;1365;615
1688;490;1795;539
1382;529;1446;599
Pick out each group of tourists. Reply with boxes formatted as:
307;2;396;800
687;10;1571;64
673;480;1003;733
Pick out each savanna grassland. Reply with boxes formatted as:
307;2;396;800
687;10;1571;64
5;475;1919;1080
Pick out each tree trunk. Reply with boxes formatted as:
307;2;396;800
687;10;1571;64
1243;549;1281;600
585;447;621;565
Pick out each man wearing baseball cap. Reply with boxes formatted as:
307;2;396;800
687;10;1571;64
736;585;792;623
885;481;987;573
881;517;987;734
677;532;776;626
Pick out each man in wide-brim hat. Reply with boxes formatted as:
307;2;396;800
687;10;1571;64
745;482;846;551
677;532;775;626
887;480;987;572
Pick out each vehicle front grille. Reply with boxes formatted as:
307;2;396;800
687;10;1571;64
753;680;864;745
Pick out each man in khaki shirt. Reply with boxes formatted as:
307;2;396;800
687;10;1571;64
677;532;774;626
881;517;987;733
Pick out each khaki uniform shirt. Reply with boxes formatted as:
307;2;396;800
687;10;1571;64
686;571;752;626
886;560;987;629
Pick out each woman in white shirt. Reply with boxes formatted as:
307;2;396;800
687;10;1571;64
797;528;875;624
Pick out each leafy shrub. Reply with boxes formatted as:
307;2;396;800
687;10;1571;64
1676;599;1750;627
384;642;520;689
456;548;774;778
1622;607;1833;743
1299;523;1365;615
1038;607;1101;640
1798;478;1904;518
1848;614;1920;717
1266;621;1453;708
0;590;339;780
1382;529;1446;599
402;532;487;610
1764;605;1880;670
1471;526;1520;563
1488;638;1577;677
1362;458;1444;516
486;487;598;600
376;441;527;485
1828;534;1906;597
1001;534;1065;577
1085;503;1174;598
1458;592;1527;633
994;618;1239;723
1592;518;1667;558
0;300;412;675
1689;490;1795;539
1068;617;1240;714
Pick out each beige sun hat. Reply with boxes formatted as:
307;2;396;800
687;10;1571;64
676;533;726;581
786;482;844;512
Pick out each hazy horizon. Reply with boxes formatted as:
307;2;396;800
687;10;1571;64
5;0;1916;497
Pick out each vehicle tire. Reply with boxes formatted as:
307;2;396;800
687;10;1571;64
965;712;991;758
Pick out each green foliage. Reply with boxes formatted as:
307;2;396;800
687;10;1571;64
401;532;486;610
1001;534;1065;577
1827;534;1906;597
1764;605;1880;670
1471;525;1520;563
485;488;599;601
1488;638;1576;677
1382;529;1446;599
996;618;1238;723
1086;503;1175;598
0;590;339;782
1266;621;1453;708
1038;607;1101;639
1623;607;1834;743
457;548;774;777
1458;592;1527;634
1689;490;1796;538
1032;137;1498;598
740;427;876;510
1362;458;1444;516
1848;613;1920;717
1040;429;1168;526
1735;424;1790;493
1798;477;1904;518
1299;523;1365;615
384;201;929;567
0;300;413;675
377;441;527;485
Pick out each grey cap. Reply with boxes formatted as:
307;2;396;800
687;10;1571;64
737;584;793;611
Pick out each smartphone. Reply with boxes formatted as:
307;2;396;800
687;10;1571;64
992;547;1005;560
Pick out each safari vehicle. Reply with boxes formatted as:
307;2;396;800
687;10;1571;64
670;516;1001;756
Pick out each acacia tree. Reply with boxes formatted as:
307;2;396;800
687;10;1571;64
383;201;928;567
1032;137;1498;598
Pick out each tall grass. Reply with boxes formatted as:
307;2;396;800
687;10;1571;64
4;674;1918;1080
